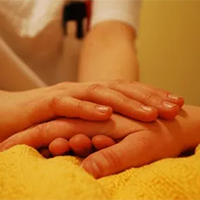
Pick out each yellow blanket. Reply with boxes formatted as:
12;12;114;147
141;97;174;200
0;145;200;199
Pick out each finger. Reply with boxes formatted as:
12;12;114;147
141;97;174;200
81;130;181;179
49;138;70;156
146;86;184;108
107;80;184;107
0;118;114;151
0;114;139;152
106;80;182;120
39;148;51;158
48;96;112;121
152;89;184;108
70;83;158;122
69;134;93;158
138;84;184;108
12;88;112;139
92;135;116;150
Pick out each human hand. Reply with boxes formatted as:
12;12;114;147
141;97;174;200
101;80;184;119
41;134;116;158
81;105;200;178
47;80;185;157
48;80;185;157
1;105;199;179
0;80;183;142
46;105;200;178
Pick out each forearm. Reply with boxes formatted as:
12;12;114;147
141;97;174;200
78;21;139;82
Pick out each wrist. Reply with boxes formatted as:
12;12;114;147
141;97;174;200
180;105;200;151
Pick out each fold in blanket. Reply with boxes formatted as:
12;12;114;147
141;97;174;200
0;145;200;199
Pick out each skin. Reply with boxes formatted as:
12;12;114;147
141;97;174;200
76;20;141;154
75;19;185;159
47;80;184;156
1;105;199;179
0;20;187;180
0;80;183;143
78;21;139;82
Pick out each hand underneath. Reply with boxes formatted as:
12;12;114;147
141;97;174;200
0;80;183;142
1;105;199;179
38;134;116;158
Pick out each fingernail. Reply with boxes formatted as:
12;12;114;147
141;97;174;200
96;105;110;113
162;101;177;109
141;105;153;112
168;94;180;100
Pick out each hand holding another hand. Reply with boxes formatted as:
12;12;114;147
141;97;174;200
1;105;199;179
0;80;183;142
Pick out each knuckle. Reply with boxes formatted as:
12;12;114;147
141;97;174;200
109;79;124;88
34;122;54;146
113;79;124;85
157;88;168;95
76;100;85;111
119;96;130;106
86;83;103;95
34;120;72;145
49;96;63;110
100;149;122;170
34;123;49;139
143;92;157;102
48;95;66;116
108;80;138;95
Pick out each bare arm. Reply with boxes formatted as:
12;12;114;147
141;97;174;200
78;21;139;82
78;0;141;82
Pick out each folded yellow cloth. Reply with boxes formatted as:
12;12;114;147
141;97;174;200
0;145;200;199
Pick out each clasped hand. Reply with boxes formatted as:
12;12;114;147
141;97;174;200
0;80;187;178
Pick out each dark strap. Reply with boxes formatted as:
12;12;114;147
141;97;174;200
63;1;87;39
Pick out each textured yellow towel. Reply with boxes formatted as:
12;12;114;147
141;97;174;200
0;145;200;199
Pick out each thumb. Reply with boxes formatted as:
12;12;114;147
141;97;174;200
81;130;167;178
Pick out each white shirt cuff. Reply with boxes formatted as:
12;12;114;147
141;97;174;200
91;0;141;32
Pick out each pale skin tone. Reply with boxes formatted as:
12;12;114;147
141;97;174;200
48;20;185;155
1;105;200;179
0;20;188;179
0;80;183;143
78;21;139;82
47;22;199;179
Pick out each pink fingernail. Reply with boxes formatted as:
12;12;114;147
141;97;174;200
141;105;153;112
168;94;180;100
162;101;177;109
96;106;110;113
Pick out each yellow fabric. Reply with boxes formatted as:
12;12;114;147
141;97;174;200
0;145;200;199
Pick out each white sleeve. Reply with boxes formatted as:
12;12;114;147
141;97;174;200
91;0;142;32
